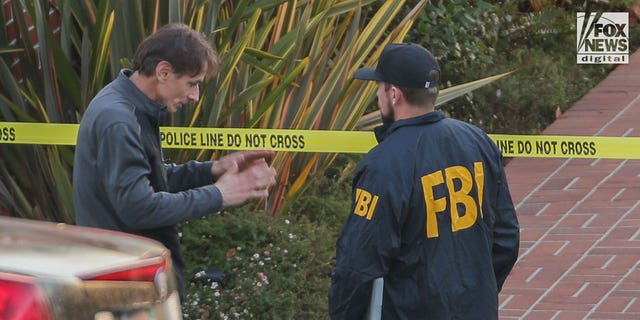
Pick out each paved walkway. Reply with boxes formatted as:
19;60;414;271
499;50;640;319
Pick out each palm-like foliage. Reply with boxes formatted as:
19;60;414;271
199;0;434;215
0;0;511;221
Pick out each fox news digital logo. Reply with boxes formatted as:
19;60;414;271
577;12;628;64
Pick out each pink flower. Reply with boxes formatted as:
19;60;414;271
257;272;269;284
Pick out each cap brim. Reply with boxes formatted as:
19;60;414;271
354;67;384;81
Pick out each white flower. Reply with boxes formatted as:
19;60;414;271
252;253;260;260
285;219;290;224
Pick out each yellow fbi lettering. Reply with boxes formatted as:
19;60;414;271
421;162;485;238
353;188;379;220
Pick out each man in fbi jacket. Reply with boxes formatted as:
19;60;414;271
328;43;520;320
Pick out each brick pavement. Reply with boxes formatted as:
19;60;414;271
499;50;640;319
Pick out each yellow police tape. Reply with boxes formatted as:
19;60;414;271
1;122;640;159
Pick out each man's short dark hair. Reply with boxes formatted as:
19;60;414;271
132;23;218;78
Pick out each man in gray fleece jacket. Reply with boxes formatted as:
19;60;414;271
73;23;277;300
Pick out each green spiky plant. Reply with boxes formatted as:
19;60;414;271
0;0;512;222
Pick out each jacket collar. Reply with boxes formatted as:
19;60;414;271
373;110;446;142
116;69;168;124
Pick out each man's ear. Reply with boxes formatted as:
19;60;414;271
391;86;402;102
155;61;173;81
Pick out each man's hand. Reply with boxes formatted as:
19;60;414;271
211;150;275;180
214;156;277;208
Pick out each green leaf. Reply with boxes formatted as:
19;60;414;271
357;69;518;130
436;69;517;106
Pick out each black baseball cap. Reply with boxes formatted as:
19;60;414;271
354;43;440;89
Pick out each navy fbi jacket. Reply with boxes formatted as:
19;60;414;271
73;69;223;297
329;111;520;319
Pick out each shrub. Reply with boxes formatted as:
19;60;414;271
181;207;347;319
406;0;638;134
181;154;356;319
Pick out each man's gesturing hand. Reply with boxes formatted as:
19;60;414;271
214;156;277;208
211;150;275;180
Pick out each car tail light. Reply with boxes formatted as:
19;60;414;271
79;255;169;283
0;273;52;320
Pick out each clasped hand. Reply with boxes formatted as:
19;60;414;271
212;150;277;207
